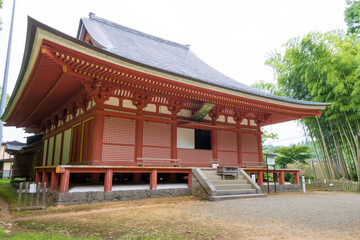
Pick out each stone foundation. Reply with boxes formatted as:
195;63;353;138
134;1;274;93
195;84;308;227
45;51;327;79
49;188;192;206
190;175;208;200
260;184;301;193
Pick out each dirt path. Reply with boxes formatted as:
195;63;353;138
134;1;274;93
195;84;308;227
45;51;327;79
0;197;13;233
10;192;360;239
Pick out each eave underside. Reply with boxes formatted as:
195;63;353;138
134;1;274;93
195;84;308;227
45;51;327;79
4;39;324;130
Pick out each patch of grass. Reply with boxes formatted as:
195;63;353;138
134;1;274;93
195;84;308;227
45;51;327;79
15;221;100;239
0;179;11;184
0;228;96;239
0;182;18;208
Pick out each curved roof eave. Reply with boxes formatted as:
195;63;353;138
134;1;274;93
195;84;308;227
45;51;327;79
2;17;329;124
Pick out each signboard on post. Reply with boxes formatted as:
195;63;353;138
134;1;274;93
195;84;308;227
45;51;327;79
265;153;277;194
267;156;276;166
29;183;37;193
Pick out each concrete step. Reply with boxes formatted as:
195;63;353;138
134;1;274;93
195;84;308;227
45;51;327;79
208;193;267;202
216;189;256;195
201;170;218;175
210;180;248;185
213;183;252;190
205;174;246;179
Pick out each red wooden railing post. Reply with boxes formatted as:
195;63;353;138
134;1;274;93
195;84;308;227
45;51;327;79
35;169;41;184
150;169;157;189
42;170;49;187
51;168;59;190
187;172;192;188
257;170;263;186
133;173;142;182
60;169;70;193
294;171;300;184
104;169;113;192
279;171;285;185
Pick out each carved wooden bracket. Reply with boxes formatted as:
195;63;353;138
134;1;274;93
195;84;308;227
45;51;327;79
234;111;247;125
167;99;183;117
131;92;149;110
255;113;271;125
81;79;114;104
209;107;223;122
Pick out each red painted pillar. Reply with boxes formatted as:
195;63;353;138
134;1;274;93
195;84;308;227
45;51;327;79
60;169;70;193
187;172;192;188
237;132;242;167
171;121;177;160
279;171;285;185
150;169;157;190
257;170;263;186
135;118;143;164
50;169;59;191
294;171;300;184
35;169;41;184
104;169;113;192
256;129;263;165
169;173;177;182
211;129;218;162
90;173;100;182
92;112;105;164
133;173;142;182
42;170;49;187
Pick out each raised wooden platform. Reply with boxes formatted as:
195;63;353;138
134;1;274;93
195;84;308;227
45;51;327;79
35;165;192;193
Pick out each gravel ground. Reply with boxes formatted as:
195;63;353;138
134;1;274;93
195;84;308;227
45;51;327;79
182;191;360;239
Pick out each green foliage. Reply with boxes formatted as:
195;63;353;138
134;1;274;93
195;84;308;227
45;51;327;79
273;145;311;168
261;129;278;145
251;80;285;96
0;229;95;240
345;0;360;34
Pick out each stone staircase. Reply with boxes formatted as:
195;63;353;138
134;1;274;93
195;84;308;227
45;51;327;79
193;168;266;201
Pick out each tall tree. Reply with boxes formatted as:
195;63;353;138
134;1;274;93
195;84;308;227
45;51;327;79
273;145;311;168
264;30;360;181
345;0;360;34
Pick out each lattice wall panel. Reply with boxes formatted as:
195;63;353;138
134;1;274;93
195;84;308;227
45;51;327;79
218;130;237;151
103;117;135;144
241;133;258;153
143;121;171;147
218;151;237;165
242;153;259;162
143;147;171;159
102;144;134;162
177;149;213;167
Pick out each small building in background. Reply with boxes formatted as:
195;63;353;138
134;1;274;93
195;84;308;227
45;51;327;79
0;141;25;178
5;135;42;181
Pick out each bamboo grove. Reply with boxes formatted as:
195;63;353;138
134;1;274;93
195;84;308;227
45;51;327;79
256;31;360;182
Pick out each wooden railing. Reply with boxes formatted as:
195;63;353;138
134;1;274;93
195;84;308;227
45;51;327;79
136;158;181;167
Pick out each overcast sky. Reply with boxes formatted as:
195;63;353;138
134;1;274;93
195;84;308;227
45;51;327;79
0;0;348;144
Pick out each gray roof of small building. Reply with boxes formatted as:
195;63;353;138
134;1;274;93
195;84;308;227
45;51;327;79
6;141;26;151
78;13;328;106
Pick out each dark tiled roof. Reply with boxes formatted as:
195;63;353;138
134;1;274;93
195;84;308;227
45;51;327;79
78;13;328;106
6;142;26;151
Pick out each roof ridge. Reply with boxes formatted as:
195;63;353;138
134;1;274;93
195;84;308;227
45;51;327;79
88;13;190;50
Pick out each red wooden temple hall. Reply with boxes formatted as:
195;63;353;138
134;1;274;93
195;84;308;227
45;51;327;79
1;13;329;193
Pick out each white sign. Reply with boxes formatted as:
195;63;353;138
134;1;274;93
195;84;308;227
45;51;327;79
251;174;256;182
29;183;37;193
267;156;275;165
